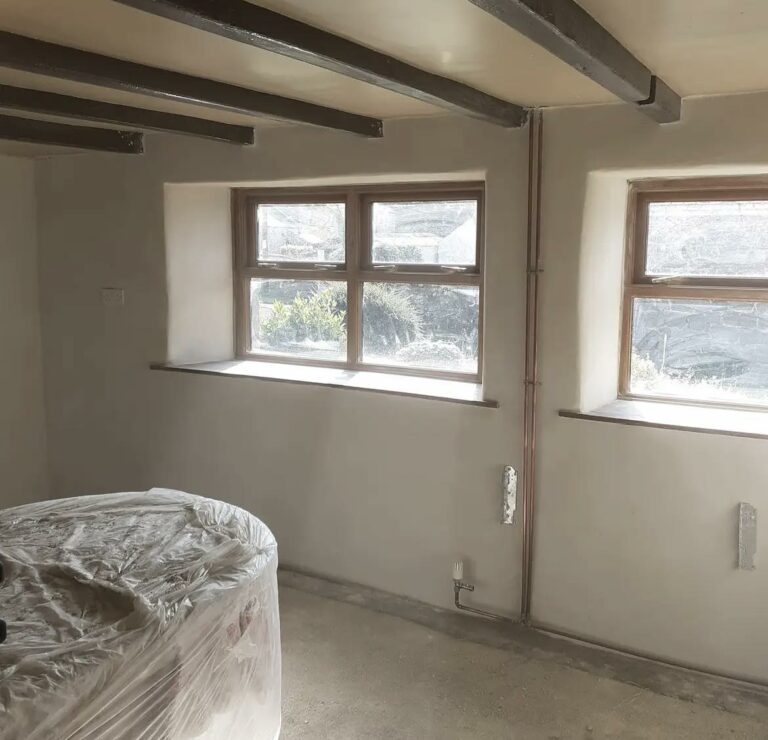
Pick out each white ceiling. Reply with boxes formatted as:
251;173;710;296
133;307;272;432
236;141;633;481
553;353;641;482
580;0;768;98
0;0;611;121
0;0;767;155
253;0;613;108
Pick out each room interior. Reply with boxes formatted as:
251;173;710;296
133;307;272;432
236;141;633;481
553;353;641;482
1;1;768;738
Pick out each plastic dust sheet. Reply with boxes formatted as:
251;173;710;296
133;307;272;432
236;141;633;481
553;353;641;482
0;489;281;740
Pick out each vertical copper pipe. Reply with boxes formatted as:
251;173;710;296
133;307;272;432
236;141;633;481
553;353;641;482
521;110;544;624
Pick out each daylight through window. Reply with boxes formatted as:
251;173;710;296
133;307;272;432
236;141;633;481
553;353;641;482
621;179;768;407
233;184;484;381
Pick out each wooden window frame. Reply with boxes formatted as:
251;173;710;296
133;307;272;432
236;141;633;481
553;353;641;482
232;181;485;383
620;176;768;409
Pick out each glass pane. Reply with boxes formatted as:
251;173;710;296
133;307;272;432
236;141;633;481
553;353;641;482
361;282;479;373
371;200;477;265
630;298;768;405
646;200;768;277
250;279;346;361
256;203;345;263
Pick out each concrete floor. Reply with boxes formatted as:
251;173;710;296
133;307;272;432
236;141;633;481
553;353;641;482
280;587;767;740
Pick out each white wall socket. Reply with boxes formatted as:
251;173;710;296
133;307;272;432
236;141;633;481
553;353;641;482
101;288;125;307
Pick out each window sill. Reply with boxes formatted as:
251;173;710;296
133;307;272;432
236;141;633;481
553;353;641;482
151;360;498;408
559;399;768;440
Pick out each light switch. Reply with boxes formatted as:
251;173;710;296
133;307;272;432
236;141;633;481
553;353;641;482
101;288;125;307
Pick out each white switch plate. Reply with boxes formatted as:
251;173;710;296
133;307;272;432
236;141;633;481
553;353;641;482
101;288;125;307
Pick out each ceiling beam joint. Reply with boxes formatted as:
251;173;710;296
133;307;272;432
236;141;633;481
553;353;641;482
467;0;682;123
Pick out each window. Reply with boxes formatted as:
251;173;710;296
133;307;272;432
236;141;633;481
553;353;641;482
621;179;768;408
233;183;484;381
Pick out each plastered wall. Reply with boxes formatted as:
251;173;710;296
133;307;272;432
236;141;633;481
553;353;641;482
34;117;528;615
535;92;768;682
0;155;47;507
33;93;768;680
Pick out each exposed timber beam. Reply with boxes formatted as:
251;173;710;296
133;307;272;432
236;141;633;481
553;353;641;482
0;31;382;137
0;84;254;144
0;113;144;153
112;0;528;128
467;0;681;123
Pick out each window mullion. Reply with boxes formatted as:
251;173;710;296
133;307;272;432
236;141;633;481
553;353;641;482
347;192;362;368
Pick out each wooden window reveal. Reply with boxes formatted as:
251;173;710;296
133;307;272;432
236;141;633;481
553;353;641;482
233;183;485;382
620;177;768;409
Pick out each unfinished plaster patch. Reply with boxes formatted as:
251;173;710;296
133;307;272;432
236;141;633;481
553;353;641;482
738;502;757;571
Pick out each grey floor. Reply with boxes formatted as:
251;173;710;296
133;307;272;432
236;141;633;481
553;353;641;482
280;587;767;740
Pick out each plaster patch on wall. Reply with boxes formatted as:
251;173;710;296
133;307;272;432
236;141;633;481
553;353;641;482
502;466;517;525
738;502;757;571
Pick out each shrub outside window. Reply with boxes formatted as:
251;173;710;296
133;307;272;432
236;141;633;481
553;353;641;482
621;178;768;408
233;183;484;381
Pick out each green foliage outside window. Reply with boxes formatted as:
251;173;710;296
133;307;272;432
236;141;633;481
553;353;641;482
262;290;344;346
259;281;476;362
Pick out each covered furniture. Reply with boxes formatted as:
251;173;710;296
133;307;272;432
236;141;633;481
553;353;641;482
0;489;281;740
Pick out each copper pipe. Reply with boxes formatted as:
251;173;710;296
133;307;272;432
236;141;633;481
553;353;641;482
521;110;544;625
453;580;510;622
531;622;768;689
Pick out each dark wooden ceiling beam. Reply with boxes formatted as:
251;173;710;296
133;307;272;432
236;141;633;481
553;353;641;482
112;0;529;128
467;0;681;123
0;113;144;153
0;31;382;137
0;84;255;144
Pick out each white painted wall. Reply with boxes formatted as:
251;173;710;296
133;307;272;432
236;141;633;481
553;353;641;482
535;92;768;682
164;185;233;365
34;117;528;616
0;155;48;507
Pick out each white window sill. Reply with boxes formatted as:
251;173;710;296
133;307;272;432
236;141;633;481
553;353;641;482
560;399;768;440
151;360;498;408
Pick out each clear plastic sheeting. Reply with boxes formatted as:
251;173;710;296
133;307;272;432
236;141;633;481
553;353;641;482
0;489;281;740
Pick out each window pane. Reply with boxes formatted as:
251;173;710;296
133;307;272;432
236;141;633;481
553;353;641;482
250;279;346;361
630;298;768;405
371;200;477;265
646;200;768;277
256;203;345;263
361;282;479;373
